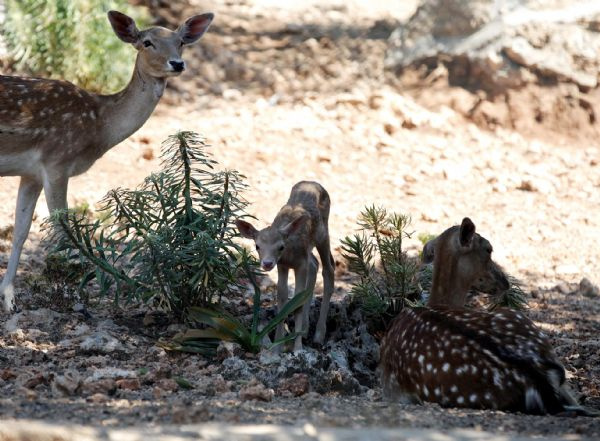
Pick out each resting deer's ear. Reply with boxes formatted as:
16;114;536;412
422;238;437;263
107;11;140;44
459;217;476;247
235;219;258;240
279;215;307;237
178;13;214;44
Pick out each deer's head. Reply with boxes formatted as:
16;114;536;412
236;216;308;271
425;217;509;307
108;10;214;78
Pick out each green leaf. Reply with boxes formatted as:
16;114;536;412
258;288;312;340
174;376;194;390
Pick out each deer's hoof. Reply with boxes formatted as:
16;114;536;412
313;332;325;346
1;285;17;313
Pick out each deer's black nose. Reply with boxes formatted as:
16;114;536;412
169;60;185;72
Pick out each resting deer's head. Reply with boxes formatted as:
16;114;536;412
424;217;509;307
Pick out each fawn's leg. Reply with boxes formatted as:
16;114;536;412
274;265;289;350
302;253;319;333
292;258;310;352
1;177;43;311
313;240;335;345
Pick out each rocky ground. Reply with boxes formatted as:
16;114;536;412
1;0;600;438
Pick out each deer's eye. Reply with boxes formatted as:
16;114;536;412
255;245;260;251
143;40;155;48
278;245;285;252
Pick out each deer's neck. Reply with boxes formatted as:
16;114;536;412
428;260;471;308
97;55;166;152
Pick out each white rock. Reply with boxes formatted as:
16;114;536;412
80;331;124;353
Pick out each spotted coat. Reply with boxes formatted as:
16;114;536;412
380;306;568;414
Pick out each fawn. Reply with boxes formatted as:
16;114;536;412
236;181;335;352
380;218;597;415
0;10;214;311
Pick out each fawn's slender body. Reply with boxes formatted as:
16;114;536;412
0;10;214;311
380;218;595;415
236;181;335;352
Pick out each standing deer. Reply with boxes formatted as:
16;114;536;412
380;218;597;416
0;10;214;311
235;181;335;352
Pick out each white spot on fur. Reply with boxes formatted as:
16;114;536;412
493;370;503;388
525;387;545;413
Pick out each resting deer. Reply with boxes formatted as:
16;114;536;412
380;218;598;416
0;10;214;311
236;181;335;352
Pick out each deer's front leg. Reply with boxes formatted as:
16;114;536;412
292;259;310;353
302;253;318;334
274;265;289;350
42;173;69;214
1;177;43;311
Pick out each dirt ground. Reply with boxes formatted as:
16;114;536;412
1;0;600;438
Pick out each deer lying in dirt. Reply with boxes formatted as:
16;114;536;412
236;181;335;352
0;10;214;312
380;218;598;416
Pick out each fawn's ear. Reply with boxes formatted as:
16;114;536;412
422;237;437;263
178;13;214;44
108;11;140;44
235;219;258;240
279;215;308;237
459;217;476;247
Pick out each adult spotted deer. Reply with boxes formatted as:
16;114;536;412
236;181;335;352
0;10;214;311
380;218;597;416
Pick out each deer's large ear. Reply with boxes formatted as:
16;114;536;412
459;217;476;247
178;13;214;44
279;215;307;237
108;11;140;44
422;237;437;263
235;219;259;240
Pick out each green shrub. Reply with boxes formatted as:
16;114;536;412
2;0;148;93
341;206;420;329
45;132;250;319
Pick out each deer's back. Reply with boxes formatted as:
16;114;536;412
380;306;567;413
286;181;330;220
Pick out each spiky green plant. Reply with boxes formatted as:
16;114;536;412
2;0;148;92
45;132;249;319
341;206;420;325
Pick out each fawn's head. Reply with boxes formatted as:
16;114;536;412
236;216;308;271
107;10;214;78
424;217;509;307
